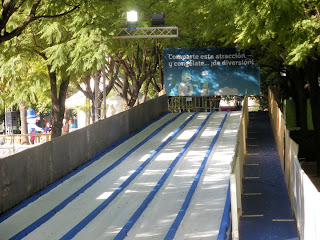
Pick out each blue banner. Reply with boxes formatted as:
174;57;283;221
163;48;260;96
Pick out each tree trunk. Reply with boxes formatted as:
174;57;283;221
91;98;95;123
289;66;307;131
142;77;152;103
157;42;164;90
76;67;117;123
86;97;91;126
117;43;152;109
36;51;70;139
76;75;95;124
47;68;70;139
127;84;140;108
19;103;29;145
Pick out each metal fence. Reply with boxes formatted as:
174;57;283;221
1;133;51;145
269;88;320;240
168;96;243;112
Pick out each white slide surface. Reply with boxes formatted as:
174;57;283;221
0;111;241;240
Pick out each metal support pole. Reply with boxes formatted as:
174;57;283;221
4;108;7;135
102;58;107;119
94;70;99;122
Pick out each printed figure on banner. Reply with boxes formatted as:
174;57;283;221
178;71;193;96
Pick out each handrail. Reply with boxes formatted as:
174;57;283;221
229;93;248;240
268;88;320;240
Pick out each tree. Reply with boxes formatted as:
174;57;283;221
111;40;160;108
204;0;320;127
103;0;213;107
74;57;120;123
69;0;171;111
1;0;125;137
0;50;50;143
202;0;320;174
1;0;221;137
0;0;79;44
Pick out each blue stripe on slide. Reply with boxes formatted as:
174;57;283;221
0;112;170;225
217;181;231;240
114;110;216;240
9;112;181;240
60;112;199;240
165;110;229;240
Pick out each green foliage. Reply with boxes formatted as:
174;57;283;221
205;0;320;66
7;0;320;113
0;50;51;112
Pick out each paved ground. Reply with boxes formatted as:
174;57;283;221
239;111;299;240
0;111;241;240
0;144;35;159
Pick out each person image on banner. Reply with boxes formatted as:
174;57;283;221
201;81;210;96
178;70;193;96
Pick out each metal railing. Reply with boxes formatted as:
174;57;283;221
168;96;243;112
168;96;220;112
1;133;51;145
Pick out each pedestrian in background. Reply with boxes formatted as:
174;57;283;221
62;119;69;135
30;128;36;144
44;122;51;133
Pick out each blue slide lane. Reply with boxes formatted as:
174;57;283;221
164;110;229;240
60;112;200;240
8;112;183;240
0;113;170;225
114;110;218;240
217;182;231;240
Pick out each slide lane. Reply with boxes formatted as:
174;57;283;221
0;112;190;240
172;111;241;239
116;111;232;240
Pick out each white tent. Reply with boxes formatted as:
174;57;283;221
65;90;126;128
65;91;87;109
65;75;149;128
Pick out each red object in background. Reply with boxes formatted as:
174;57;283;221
220;106;237;111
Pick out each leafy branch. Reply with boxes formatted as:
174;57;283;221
0;0;79;44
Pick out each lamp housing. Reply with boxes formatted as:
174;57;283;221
151;13;165;26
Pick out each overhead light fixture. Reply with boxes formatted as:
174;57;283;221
127;11;138;22
152;13;165;26
280;67;287;77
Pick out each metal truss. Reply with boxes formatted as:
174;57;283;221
113;26;179;39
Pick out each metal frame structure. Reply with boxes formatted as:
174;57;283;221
113;26;178;39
